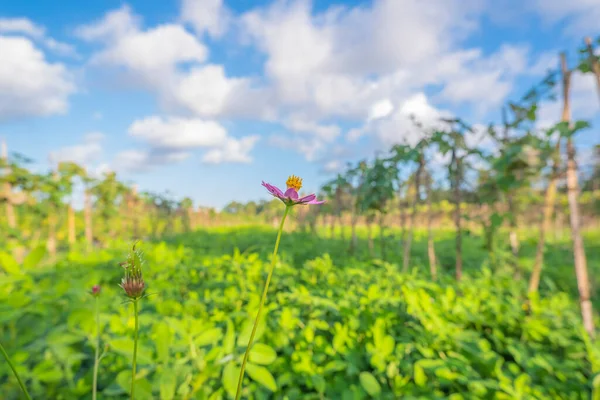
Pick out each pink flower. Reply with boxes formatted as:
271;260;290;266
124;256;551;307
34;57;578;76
262;175;325;206
91;285;101;297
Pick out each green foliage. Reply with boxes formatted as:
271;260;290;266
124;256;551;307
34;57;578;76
1;227;598;398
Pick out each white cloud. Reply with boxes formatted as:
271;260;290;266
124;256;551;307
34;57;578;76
268;135;326;162
89;25;206;75
284;114;341;141
129;116;228;149
76;6;140;41
530;0;600;36
368;99;394;121
239;0;484;116
77;6;261;119
77;5;207;79
0;36;75;121
201;135;260;164
436;45;530;112
123;116;260;170
113;149;190;173
48;132;104;166
0;17;76;56
172;64;247;117
349;93;452;146
0;18;45;37
181;0;230;37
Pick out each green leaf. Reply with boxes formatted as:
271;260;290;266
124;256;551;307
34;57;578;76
414;364;427;387
116;370;153;398
237;318;266;346
223;319;235;354
249;343;277;365
109;338;153;364
246;363;278;392
380;335;395;357
195;328;223;347
159;371;177;400
593;374;600;400
312;375;326;393
32;360;63;383
359;371;381;397
0;251;20;275
154;322;172;363
23;245;46;269
222;362;240;398
490;213;503;229
324;360;347;373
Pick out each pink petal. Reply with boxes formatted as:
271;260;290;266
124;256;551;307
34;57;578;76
262;181;284;198
298;194;316;203
306;199;325;205
284;188;298;200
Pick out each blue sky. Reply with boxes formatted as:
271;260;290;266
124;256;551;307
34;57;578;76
0;0;598;209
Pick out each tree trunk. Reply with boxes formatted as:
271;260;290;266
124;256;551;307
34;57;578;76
367;217;374;257
529;140;562;293
47;207;57;257
425;169;437;281
452;152;463;281
330;214;335;238
1;141;16;229
403;158;423;273
349;212;358;253
585;37;600;105
84;189;93;247
67;203;76;245
186;207;194;231
561;52;594;338
502;107;520;277
379;213;386;260
399;185;406;247
507;195;520;276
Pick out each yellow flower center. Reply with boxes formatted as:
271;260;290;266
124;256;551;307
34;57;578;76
286;175;303;191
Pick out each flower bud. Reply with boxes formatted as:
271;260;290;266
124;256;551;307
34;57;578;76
119;243;146;300
91;285;101;297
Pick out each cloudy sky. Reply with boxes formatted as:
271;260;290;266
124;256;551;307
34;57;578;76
1;0;598;208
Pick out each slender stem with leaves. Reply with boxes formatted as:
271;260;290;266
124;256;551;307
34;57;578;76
0;341;32;400
235;205;290;400
93;296;100;400
131;298;139;399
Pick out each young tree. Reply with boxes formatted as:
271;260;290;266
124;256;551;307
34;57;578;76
559;53;595;338
57;161;86;246
358;157;396;260
582;37;600;104
424;167;437;280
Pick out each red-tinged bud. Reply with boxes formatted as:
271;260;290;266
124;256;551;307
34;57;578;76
120;275;145;299
119;242;146;300
91;285;101;297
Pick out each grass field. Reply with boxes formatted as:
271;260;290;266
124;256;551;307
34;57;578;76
1;225;599;399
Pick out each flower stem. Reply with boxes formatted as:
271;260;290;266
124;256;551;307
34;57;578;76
0;340;32;400
92;296;100;400
131;299;139;400
235;205;290;400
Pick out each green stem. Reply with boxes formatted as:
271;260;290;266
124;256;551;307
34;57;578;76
92;296;100;400
0;341;32;400
131;299;139;400
235;205;290;400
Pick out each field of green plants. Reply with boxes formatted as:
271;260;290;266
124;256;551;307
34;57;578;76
1;226;599;399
